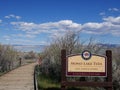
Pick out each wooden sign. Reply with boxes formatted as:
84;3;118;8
61;49;112;90
66;50;107;77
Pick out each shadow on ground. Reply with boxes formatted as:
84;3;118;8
40;87;81;90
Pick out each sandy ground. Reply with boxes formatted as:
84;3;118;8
0;63;36;90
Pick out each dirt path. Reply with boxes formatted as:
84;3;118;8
0;63;36;90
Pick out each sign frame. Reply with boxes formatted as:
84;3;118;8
66;53;107;77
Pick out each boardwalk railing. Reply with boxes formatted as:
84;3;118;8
34;66;38;90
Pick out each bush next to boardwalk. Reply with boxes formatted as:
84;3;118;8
39;31;103;81
0;44;18;72
38;31;120;89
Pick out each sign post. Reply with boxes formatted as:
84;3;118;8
106;50;112;90
61;49;112;90
61;49;67;90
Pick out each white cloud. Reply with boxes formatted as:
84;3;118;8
12;34;36;38
108;8;119;12
11;38;48;45
3;35;11;41
103;16;120;24
12;38;34;45
99;12;105;16
59;20;73;25
15;16;21;19
11;22;36;31
82;22;103;29
82;22;112;34
10;16;120;45
5;16;10;19
1;14;120;46
11;20;82;38
5;14;21;19
82;16;120;35
0;19;2;23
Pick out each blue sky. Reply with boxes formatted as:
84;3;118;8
0;0;120;45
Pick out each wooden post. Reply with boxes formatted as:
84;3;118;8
106;50;112;90
19;57;22;66
61;49;66;90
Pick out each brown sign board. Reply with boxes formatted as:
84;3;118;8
61;49;112;90
66;51;107;77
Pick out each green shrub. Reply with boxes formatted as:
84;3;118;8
37;31;120;90
0;44;18;72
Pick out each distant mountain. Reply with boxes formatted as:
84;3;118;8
97;43;120;48
12;45;46;52
12;44;120;52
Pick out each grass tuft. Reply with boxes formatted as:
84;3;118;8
37;74;89;90
37;74;60;90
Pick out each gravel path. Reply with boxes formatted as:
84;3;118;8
0;63;36;90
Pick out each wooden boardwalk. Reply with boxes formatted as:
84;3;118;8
0;63;36;90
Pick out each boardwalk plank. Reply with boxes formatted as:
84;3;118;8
0;63;36;90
